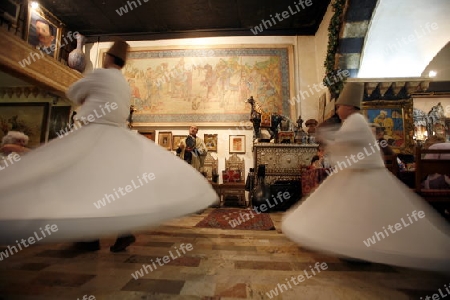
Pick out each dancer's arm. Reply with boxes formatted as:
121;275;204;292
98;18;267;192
66;72;97;105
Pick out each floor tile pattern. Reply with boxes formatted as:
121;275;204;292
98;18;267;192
0;208;449;300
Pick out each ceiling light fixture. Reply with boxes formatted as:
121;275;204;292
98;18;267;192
428;70;437;78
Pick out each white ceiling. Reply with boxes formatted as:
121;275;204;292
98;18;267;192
358;0;450;79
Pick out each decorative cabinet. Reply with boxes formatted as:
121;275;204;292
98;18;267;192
252;144;318;184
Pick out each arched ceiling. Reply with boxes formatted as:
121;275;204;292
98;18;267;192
421;41;450;81
358;0;450;79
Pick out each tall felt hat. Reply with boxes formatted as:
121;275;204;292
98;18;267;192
106;38;129;63
335;82;364;109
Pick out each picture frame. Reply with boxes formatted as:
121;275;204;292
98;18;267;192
138;131;155;141
260;112;272;128
172;135;186;150
202;152;218;181
158;131;172;150
318;93;326;123
229;135;246;154
47;106;72;141
134;127;155;141
0;102;50;148
100;45;295;126
0;0;21;25
26;4;61;59
323;98;336;121
446;118;450;142
362;99;414;154
204;134;218;152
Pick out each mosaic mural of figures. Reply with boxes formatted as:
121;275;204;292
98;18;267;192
117;47;292;124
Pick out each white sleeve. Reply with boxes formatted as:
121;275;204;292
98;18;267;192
66;71;97;105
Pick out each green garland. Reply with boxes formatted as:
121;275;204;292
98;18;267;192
323;0;346;98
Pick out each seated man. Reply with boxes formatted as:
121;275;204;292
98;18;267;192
1;131;30;157
175;125;207;171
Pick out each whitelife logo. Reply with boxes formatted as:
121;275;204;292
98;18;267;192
116;0;149;16
18;31;79;68
93;172;156;209
325;140;386;177
77;296;95;300
383;22;439;55
363;210;425;247
130;243;193;280
250;0;313;35
56;102;118;138
228;191;291;228
0;153;21;171
287;69;350;106
420;283;450;300
266;262;328;298
0;224;59;261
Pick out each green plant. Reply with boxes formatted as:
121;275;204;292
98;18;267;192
323;0;346;98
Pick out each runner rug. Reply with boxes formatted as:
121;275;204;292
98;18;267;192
195;208;275;231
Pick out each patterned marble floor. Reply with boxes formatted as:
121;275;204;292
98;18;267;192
0;208;449;300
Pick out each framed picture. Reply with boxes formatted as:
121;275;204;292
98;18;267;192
204;134;218;152
362;99;414;154
229;135;246;154
47;106;72;140
0;102;50;148
172;135;186;150
0;0;21;25
318;93;326;123
260;112;272;128
158;131;172;150
102;45;295;126
446;118;450;142
138;130;155;141
134;127;155;141
26;4;61;59
324;98;336;121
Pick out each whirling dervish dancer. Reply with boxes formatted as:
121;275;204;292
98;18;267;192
0;38;217;244
282;82;450;272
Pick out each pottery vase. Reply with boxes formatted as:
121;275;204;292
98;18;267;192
68;34;86;73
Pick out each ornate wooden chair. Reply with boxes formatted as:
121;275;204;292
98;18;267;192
224;154;245;182
221;154;247;207
414;146;450;220
202;152;218;181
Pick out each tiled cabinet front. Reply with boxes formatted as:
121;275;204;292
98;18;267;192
253;144;318;184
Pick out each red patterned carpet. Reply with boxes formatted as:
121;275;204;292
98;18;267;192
195;208;275;230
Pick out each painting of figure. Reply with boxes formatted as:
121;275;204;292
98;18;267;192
365;108;404;148
27;8;60;59
0;103;49;148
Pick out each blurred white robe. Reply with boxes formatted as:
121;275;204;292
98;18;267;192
282;113;450;272
0;68;217;244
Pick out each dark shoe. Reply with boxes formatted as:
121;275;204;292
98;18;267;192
110;235;136;252
74;240;100;251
